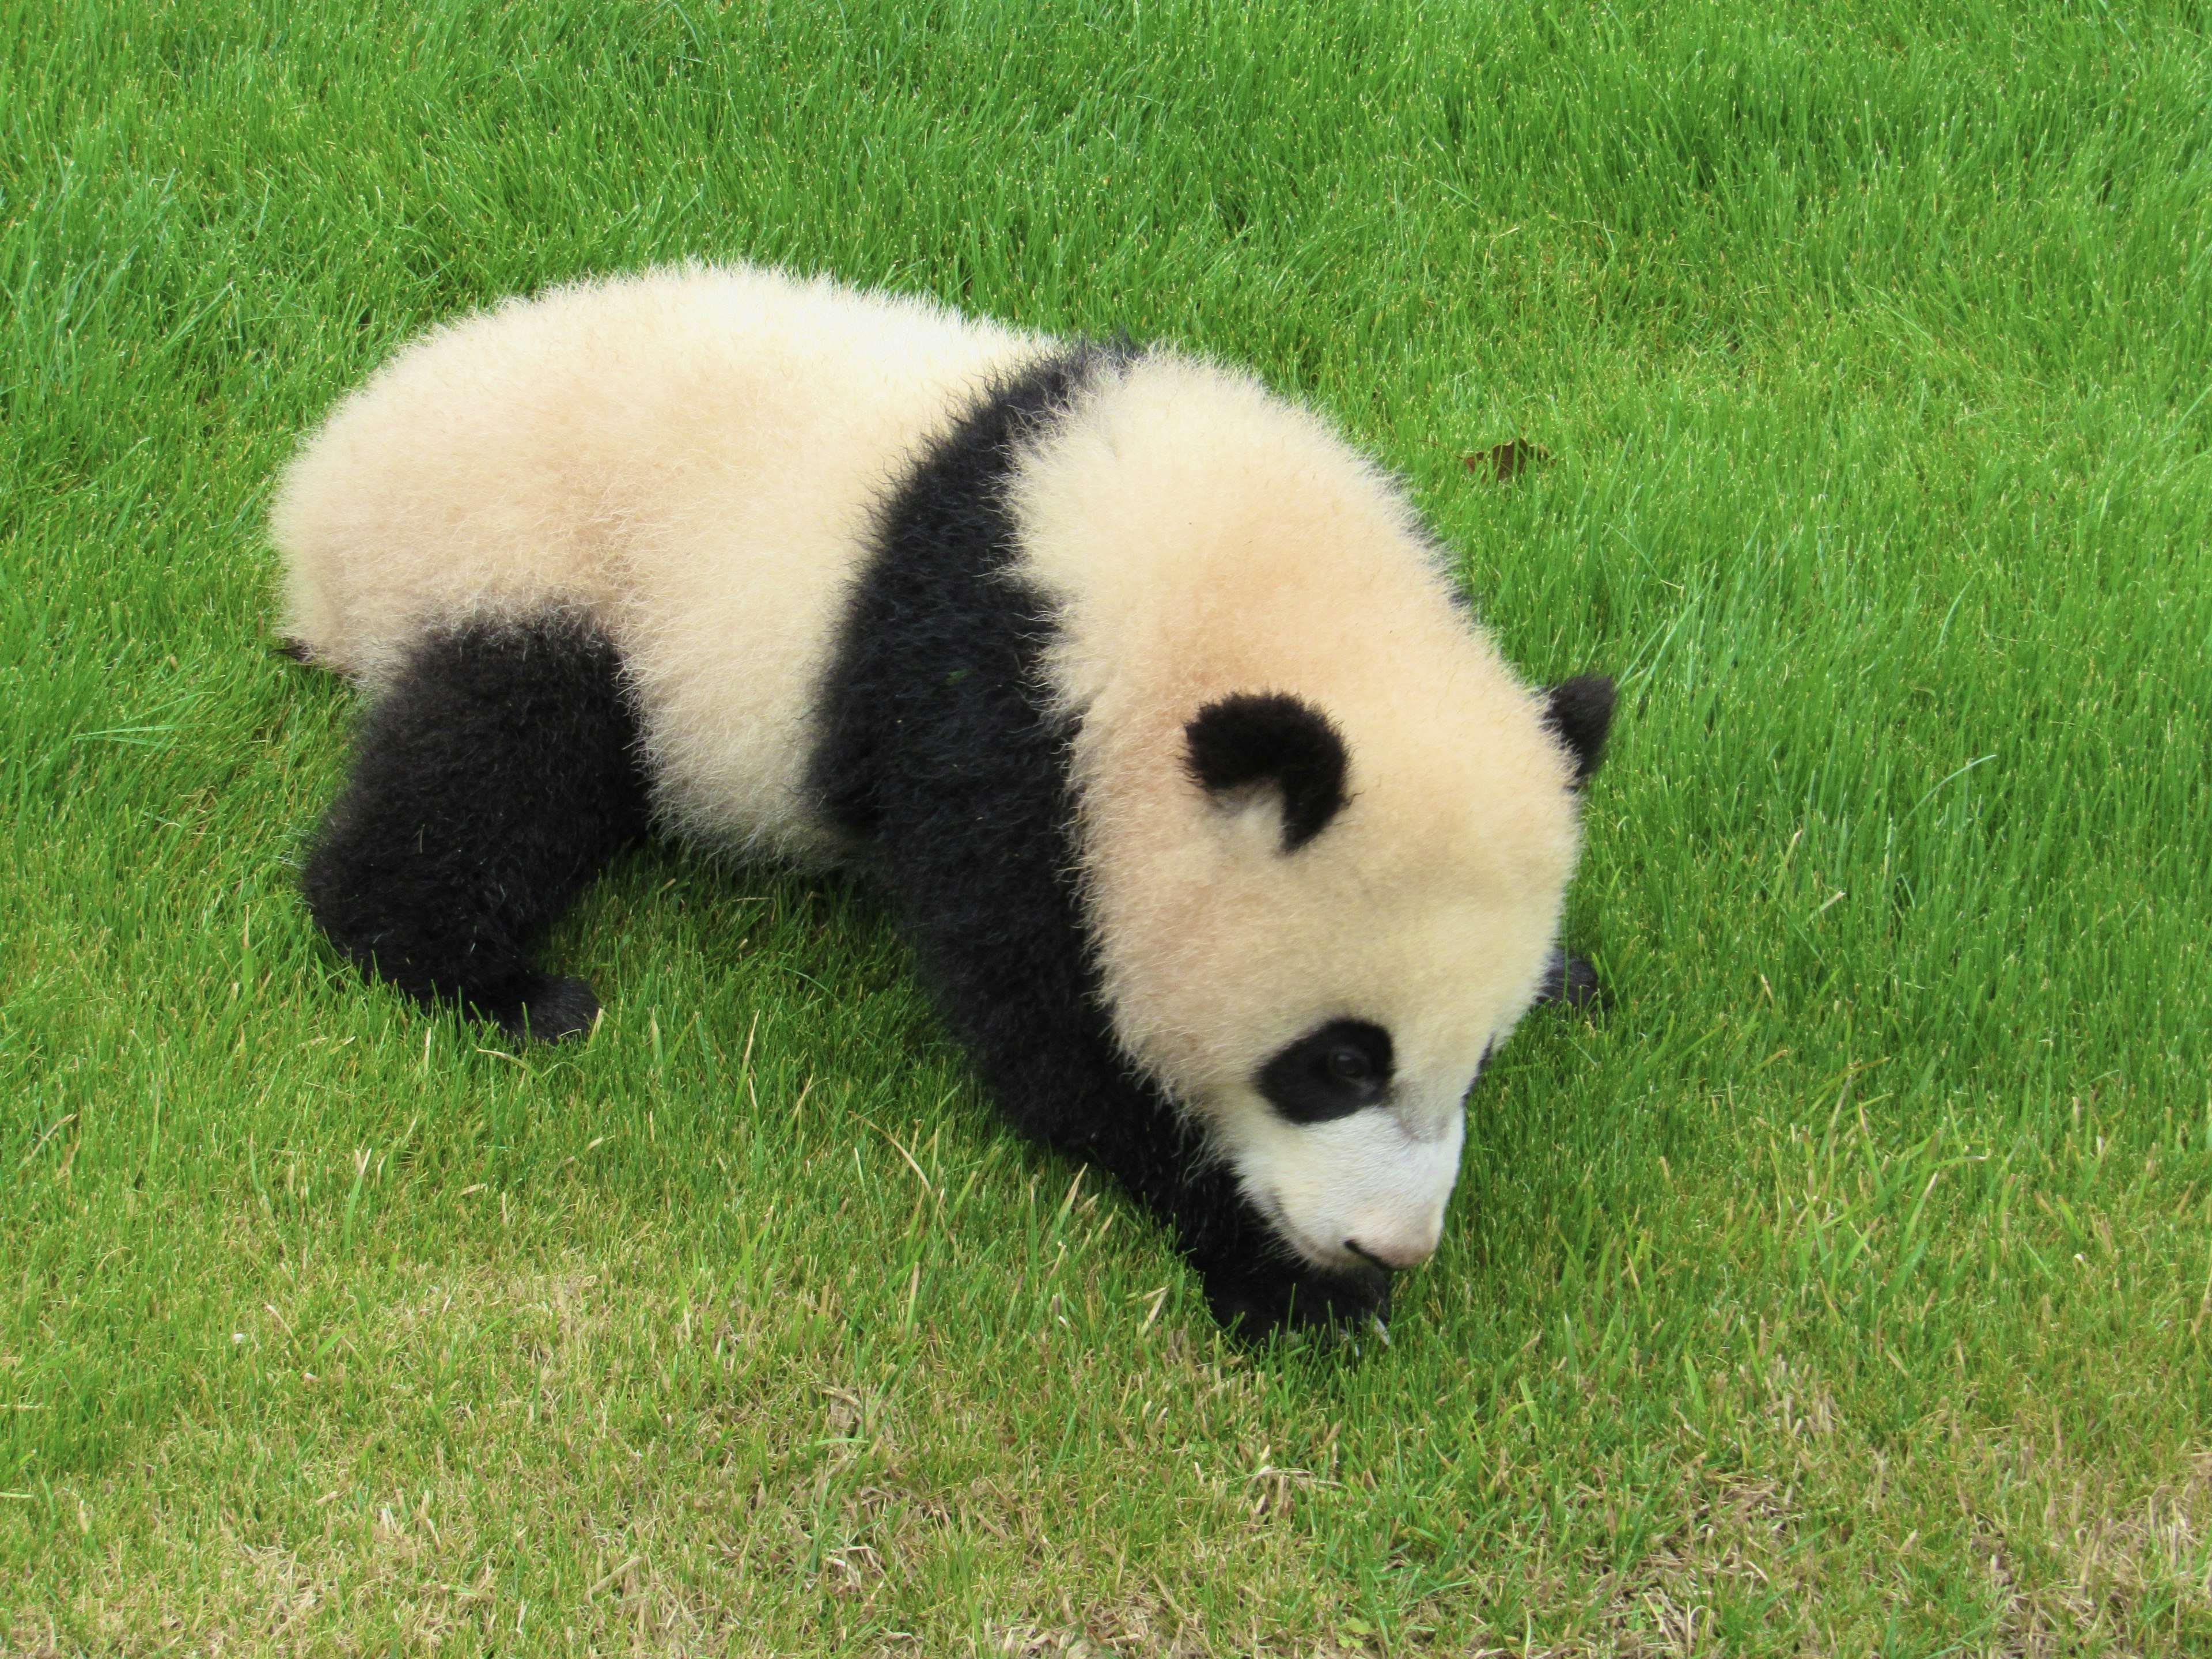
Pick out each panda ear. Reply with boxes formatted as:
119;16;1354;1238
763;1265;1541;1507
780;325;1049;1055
1544;675;1616;786
1184;693;1349;853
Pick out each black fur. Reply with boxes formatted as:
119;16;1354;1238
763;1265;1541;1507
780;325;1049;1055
1184;692;1350;853
1543;675;1616;786
811;350;1392;1339
301;614;650;1041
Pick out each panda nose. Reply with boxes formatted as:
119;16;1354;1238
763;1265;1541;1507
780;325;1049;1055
1346;1237;1433;1273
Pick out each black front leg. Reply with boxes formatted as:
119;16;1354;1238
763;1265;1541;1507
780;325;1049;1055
299;612;650;1041
1192;1233;1393;1338
1048;1075;1394;1342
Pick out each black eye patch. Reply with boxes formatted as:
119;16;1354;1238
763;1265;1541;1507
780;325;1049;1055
1257;1019;1395;1124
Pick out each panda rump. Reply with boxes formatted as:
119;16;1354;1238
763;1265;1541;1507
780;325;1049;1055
273;265;1612;1337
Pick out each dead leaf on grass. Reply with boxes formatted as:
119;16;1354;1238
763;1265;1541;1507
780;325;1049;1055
1465;438;1552;482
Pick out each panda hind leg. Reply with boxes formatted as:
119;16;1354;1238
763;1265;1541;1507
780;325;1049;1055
301;612;650;1043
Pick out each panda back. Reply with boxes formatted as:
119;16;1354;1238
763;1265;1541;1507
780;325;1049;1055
271;264;1045;859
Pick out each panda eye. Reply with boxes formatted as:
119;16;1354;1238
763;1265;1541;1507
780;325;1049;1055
1257;1019;1394;1124
1323;1046;1372;1084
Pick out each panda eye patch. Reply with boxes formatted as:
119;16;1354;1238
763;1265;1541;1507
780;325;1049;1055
1258;1019;1394;1124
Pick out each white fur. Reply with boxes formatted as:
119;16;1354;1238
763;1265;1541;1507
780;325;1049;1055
273;266;1586;1274
1242;1108;1467;1273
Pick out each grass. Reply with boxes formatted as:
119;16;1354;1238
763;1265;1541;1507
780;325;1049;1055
4;0;2211;1650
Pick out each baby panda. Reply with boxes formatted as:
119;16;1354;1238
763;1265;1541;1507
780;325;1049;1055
272;266;1613;1338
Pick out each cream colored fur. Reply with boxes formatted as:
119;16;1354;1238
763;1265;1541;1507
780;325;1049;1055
272;264;1044;860
274;266;1586;1274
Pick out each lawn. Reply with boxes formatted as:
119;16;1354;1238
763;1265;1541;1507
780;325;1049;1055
5;0;2210;1651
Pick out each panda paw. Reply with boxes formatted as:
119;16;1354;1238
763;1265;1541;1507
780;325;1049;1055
1202;1257;1393;1344
496;976;603;1044
1534;949;1601;1012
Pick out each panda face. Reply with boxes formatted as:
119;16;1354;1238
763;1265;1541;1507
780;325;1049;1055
1244;1018;1462;1272
1069;672;1585;1280
1191;882;1556;1278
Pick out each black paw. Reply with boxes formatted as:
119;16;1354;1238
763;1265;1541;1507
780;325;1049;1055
498;976;601;1043
1202;1256;1393;1344
1533;948;1601;1011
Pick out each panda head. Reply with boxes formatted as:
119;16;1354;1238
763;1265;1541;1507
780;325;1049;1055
1011;350;1616;1285
1086;669;1613;1283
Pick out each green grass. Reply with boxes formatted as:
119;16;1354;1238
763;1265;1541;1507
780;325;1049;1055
5;0;2211;1650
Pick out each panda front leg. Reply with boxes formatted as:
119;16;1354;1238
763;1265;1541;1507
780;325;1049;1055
1192;1229;1395;1340
1060;1097;1395;1341
300;612;650;1042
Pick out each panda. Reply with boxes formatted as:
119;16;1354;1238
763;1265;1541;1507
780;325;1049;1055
272;264;1614;1338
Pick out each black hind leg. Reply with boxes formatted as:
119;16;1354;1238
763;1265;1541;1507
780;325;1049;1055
301;612;649;1041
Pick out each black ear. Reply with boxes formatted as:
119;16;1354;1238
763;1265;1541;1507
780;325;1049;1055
1184;693;1349;853
1544;675;1616;786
